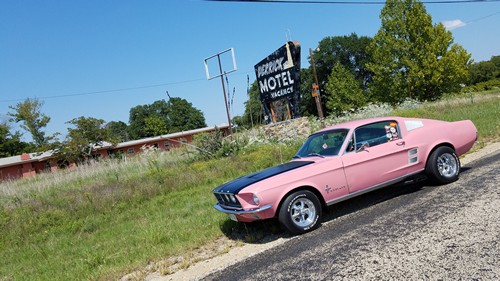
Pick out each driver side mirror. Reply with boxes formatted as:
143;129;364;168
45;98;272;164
356;142;369;152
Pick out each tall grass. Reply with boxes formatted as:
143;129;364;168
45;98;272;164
392;92;500;146
0;141;300;280
0;91;498;280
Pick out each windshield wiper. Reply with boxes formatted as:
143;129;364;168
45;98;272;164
292;155;302;159
306;153;325;158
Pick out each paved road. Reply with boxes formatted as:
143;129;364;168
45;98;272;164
204;151;499;281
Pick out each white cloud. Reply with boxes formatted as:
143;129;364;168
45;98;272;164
442;19;466;31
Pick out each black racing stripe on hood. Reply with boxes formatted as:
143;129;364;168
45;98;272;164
212;161;314;194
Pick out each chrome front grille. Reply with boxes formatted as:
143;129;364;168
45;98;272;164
214;192;242;209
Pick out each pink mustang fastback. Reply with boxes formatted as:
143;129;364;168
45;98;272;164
213;117;477;234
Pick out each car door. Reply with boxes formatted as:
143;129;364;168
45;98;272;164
341;120;410;193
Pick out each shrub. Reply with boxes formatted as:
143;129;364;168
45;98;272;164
193;128;248;160
462;78;500;93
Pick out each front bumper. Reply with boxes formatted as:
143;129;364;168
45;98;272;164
213;203;273;215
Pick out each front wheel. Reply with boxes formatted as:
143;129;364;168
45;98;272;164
278;190;321;235
426;146;460;184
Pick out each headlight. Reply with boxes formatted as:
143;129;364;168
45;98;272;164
229;194;237;203
252;194;260;205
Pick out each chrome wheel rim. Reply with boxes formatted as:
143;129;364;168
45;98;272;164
290;198;316;227
437;153;458;178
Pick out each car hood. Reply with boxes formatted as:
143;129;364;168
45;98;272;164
213;161;314;194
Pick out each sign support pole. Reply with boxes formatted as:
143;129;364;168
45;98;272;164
217;56;233;137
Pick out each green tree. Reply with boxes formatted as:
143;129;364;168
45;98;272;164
7;98;54;148
325;62;367;116
105;121;129;142
491;55;500;71
469;61;496;84
367;0;471;103
144;116;168;136
59;117;112;163
128;100;170;139
0;123;32;157
128;98;206;139
491;55;500;79
300;35;372;118
128;103;152;139
313;33;374;90
168;97;206;132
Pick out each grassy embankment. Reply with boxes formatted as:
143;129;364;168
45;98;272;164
0;91;498;280
392;91;500;147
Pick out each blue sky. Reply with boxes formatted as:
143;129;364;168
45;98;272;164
1;0;499;142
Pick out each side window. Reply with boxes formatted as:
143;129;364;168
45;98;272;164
354;121;400;150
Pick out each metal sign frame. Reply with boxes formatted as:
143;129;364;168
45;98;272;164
204;48;237;80
203;48;237;137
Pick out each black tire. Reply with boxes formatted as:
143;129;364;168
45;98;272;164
278;190;321;235
425;146;460;185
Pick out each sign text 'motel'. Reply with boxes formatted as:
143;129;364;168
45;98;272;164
257;70;295;100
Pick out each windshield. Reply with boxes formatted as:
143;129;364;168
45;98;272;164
294;129;349;158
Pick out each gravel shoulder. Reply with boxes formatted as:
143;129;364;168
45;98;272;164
136;142;500;281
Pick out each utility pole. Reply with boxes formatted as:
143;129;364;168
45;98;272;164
247;75;254;128
309;48;325;128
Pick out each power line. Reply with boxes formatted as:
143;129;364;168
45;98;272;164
466;10;500;23
207;0;500;4
0;71;256;104
0;78;201;103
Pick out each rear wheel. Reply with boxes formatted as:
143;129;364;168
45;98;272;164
278;190;321;235
426;146;460;184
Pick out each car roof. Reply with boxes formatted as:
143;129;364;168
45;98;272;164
317;116;403;133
